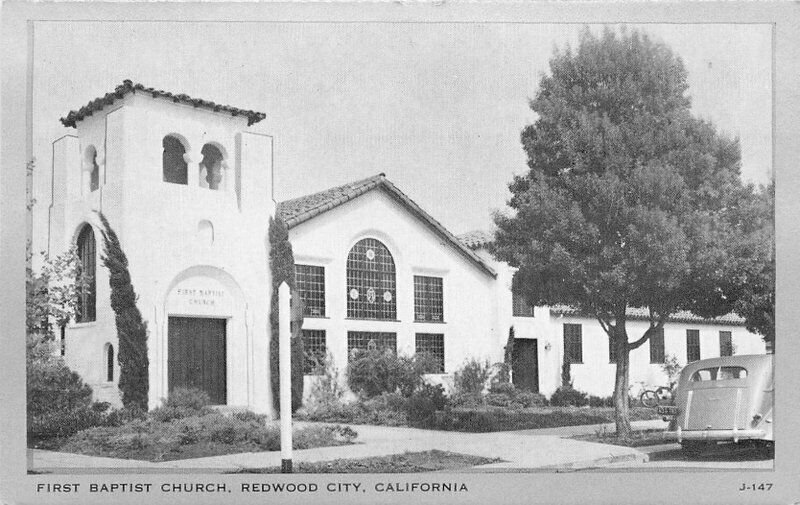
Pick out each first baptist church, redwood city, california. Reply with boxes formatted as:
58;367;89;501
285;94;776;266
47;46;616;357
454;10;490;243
49;81;767;416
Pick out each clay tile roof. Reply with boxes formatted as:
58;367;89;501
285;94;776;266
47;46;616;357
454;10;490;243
457;230;495;249
549;304;746;326
60;79;266;128
277;174;496;278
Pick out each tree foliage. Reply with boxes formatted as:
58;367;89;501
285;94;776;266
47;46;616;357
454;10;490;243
492;27;772;435
26;248;90;338
268;216;305;415
98;213;149;411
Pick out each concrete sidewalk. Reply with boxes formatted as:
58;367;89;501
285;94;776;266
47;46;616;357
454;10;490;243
30;420;663;473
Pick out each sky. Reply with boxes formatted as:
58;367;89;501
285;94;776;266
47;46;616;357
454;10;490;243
30;22;773;255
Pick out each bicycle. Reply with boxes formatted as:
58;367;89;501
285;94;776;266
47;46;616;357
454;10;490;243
640;382;676;408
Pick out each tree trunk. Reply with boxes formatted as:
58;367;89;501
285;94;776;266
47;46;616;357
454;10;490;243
612;325;632;438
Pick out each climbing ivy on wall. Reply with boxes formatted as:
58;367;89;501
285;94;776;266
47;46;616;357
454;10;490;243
97;212;149;411
269;216;304;415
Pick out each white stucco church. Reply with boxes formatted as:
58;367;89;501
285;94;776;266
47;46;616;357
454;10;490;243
48;81;767;416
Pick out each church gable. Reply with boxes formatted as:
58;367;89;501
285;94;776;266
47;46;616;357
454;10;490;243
277;175;496;277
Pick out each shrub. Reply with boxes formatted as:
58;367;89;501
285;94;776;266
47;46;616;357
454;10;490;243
26;338;124;446
587;395;614;407
406;384;448;427
268;216;304;415
347;349;434;399
453;358;492;395
304;352;345;412
149;387;213;422
449;392;484;408
163;387;211;410
60;412;356;461
549;386;589;407
98;212;149;411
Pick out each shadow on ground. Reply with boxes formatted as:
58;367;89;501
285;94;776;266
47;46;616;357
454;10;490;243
649;443;773;463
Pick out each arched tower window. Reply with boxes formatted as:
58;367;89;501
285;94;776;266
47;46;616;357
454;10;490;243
105;343;115;382
76;225;96;322
85;145;99;192
199;144;224;190
162;135;188;184
346;238;396;320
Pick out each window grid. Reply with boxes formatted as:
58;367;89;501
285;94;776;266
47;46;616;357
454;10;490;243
649;327;665;364
719;331;733;357
76;225;96;323
295;265;326;317
347;331;397;360
346;239;396;320
415;333;445;373
512;291;535;317
302;329;327;375
564;324;583;364
687;329;701;362
414;276;443;322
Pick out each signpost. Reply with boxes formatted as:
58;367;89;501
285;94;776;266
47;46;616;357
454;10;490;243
278;282;292;473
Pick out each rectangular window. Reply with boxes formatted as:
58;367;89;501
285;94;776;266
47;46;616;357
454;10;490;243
564;324;583;364
301;329;326;375
608;335;616;363
415;333;445;373
347;331;397;360
414;276;443;322
719;331;733;357
60;326;66;357
512;291;535;317
687;329;701;362
649;327;665;364
295;265;325;317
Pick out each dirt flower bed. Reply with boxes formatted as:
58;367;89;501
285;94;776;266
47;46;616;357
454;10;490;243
232;450;501;473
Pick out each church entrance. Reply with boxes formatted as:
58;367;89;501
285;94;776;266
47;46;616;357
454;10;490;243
168;317;227;404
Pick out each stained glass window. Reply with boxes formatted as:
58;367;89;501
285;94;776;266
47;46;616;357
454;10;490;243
346;238;396;320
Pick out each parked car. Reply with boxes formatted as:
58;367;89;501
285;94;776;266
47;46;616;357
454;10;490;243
658;354;773;452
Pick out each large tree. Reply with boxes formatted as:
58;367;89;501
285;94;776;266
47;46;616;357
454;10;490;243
492;27;770;436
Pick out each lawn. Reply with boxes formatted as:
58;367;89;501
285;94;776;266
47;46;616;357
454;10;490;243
231;450;501;473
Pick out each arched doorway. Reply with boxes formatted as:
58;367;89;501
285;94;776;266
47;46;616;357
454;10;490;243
164;269;241;405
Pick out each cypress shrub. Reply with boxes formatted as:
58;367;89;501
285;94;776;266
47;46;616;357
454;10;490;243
98;213;149;411
268;217;304;415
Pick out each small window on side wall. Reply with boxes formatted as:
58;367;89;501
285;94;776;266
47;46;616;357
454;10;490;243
84;145;100;192
105;343;114;382
163;135;188;184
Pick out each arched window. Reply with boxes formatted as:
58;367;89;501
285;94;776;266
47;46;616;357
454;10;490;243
199;144;224;190
76;225;96;322
162;135;188;184
105;344;115;382
85;145;99;192
346;238;396;320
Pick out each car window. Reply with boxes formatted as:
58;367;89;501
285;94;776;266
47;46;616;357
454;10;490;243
690;366;748;382
690;368;717;382
718;366;747;380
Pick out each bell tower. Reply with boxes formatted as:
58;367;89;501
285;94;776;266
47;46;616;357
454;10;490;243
50;81;275;414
